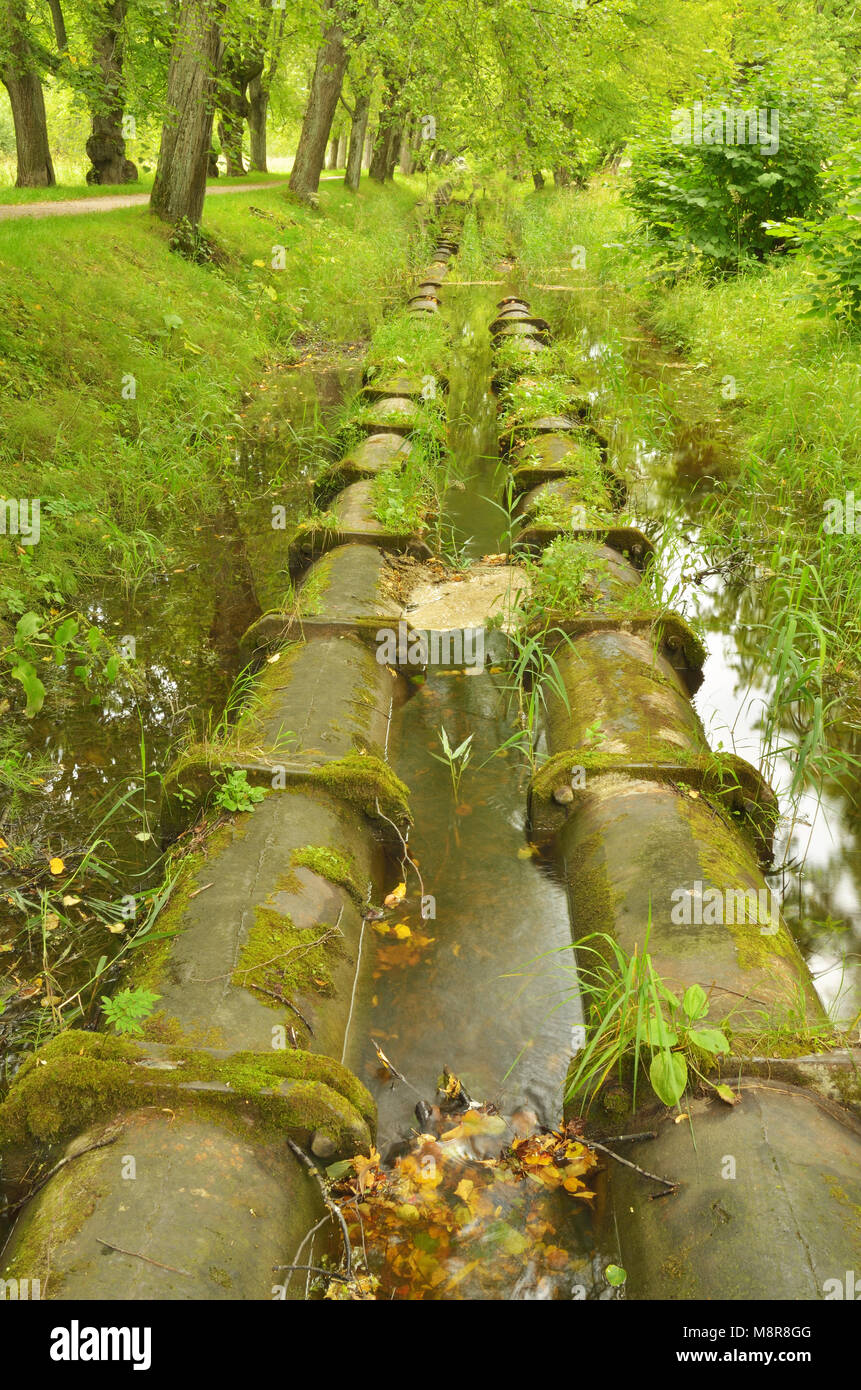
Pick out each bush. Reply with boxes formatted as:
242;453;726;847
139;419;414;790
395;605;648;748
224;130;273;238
624;67;834;271
766;147;861;326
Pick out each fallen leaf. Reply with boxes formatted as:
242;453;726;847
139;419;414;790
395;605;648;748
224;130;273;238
715;1084;740;1106
49;857;65;875
384;882;406;908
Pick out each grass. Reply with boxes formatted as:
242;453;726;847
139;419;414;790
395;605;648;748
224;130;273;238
501;174;861;820
0;175;434;626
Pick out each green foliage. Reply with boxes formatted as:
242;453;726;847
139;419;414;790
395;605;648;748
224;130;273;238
213;768;266;814
567;933;730;1112
168;216;230;268
625;67;833;269
2;609;122;718
430;726;474;803
101;986;161;1036
766;147;861;324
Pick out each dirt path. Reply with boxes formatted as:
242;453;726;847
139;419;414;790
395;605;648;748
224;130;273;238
0;180;288;222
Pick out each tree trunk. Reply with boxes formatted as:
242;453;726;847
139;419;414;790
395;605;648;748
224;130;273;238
369;79;398;183
344;86;370;190
362;123;373;169
326;133;339;169
86;1;137;185
218;52;263;176
46;0;67;50
336;128;347;166
247;73;267;171
553;166;571;187
398;119;414;174
532;168;545;189
0;0;55;187
385;123;401;179
151;0;225;226
288;10;350;202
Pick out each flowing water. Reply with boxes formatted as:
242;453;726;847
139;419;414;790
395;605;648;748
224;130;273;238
4;229;856;1297
531;283;861;1025
0;364;359;1073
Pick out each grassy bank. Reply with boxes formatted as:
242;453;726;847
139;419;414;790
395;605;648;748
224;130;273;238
502;176;861;714
0;175;432;628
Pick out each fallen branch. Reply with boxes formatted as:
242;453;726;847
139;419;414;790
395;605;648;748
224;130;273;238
95;1237;191;1277
286;1137;352;1280
599;1130;658;1145
274;1262;352;1284
0;1136;118;1217
374;797;425;901
248;983;314;1034
590;1139;678;1192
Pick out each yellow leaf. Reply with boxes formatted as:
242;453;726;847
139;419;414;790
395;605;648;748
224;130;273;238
384;882;406;907
392;922;411;940
454;1179;474;1201
715;1084;739;1106
252;258;266;267
441;1110;507;1142
49;857;65;875
445;1259;479;1291
61;894;81;906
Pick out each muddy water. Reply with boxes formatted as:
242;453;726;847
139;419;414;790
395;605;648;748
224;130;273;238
336;285;604;1298
531;284;861;1024
0;365;358;1072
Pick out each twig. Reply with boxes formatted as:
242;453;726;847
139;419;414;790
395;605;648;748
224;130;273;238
598;1130;657;1145
274;1262;352;1284
95;1238;191;1277
286;1137;352;1280
374;797;425;901
590;1139;678;1192
0;1136;118;1217
249;984;314;1034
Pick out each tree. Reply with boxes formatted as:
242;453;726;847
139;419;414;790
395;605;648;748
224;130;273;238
344;79;371;189
0;0;55;187
288;0;352;201
369;71;400;181
247;7;287;172
86;1;138;184
150;0;225;225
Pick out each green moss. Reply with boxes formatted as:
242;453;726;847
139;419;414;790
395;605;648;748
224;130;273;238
297;552;333;617
128;819;240;996
233;905;343;1003
1;1138;112;1290
291;845;366;905
290;751;411;829
0;1031;375;1155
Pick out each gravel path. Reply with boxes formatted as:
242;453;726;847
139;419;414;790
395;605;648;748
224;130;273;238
0;180;288;221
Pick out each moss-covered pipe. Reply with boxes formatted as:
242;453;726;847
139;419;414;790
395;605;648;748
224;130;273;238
488;292;861;1297
600;1080;861;1301
0;219;465;1302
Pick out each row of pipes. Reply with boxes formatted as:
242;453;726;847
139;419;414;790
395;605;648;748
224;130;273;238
487;291;861;1299
0;207;467;1301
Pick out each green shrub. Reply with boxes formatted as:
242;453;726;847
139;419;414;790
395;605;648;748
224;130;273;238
625;67;834;271
766;147;861;325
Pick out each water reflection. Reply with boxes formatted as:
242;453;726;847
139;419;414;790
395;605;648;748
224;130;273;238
531;279;860;1023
